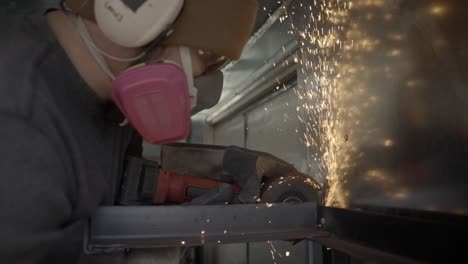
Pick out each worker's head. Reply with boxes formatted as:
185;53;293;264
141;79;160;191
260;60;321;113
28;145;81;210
62;0;257;73
61;0;258;144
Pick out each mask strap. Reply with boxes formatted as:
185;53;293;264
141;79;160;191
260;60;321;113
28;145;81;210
75;15;130;126
179;47;198;107
74;15;147;63
75;15;116;80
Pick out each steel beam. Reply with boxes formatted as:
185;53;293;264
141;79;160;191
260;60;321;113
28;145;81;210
85;202;318;253
315;206;468;263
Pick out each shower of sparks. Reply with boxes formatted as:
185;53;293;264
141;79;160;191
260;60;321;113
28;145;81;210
280;0;394;207
267;240;284;263
294;0;356;207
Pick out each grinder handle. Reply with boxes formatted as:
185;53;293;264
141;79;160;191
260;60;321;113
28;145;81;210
153;169;241;204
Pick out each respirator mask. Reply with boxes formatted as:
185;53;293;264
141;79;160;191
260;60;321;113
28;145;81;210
64;0;223;144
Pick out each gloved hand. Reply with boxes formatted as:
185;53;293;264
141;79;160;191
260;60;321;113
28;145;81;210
187;183;234;205
222;146;302;204
160;143;316;205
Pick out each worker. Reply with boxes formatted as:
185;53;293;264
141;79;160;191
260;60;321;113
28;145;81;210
0;0;310;263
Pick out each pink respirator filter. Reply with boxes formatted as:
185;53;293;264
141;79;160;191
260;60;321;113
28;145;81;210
111;63;191;144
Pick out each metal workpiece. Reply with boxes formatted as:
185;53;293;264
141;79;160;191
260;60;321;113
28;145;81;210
85;203;318;253
313;206;468;263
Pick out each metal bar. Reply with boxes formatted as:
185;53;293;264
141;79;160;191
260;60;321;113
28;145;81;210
306;241;323;264
312;237;418;264
86;203;317;253
316;206;468;263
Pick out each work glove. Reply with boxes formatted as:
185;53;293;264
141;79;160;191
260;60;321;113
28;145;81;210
188;183;234;205
222;146;295;203
160;144;305;205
